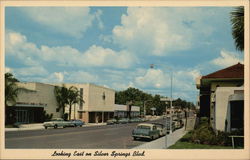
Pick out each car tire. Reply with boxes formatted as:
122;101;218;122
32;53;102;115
151;136;154;140
54;125;58;129
44;126;47;129
133;137;137;140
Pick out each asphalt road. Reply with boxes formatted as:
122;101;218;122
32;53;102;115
5;119;165;149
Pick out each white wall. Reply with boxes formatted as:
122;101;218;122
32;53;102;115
215;87;243;131
16;82;62;118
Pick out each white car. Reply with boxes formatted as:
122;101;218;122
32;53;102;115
152;123;167;136
43;118;70;129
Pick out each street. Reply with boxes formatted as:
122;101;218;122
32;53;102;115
5;119;165;149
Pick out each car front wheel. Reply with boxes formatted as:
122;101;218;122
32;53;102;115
44;126;47;129
54;124;58;129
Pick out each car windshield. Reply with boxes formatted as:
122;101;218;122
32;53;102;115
137;125;150;129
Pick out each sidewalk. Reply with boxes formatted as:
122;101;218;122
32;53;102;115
5;123;107;132
134;116;196;149
134;126;187;149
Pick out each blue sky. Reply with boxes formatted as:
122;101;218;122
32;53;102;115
5;7;244;103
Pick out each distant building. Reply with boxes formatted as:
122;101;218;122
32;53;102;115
196;63;244;132
114;104;140;118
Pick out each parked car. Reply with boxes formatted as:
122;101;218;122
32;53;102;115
129;118;141;123
117;118;129;124
43;118;70;129
152;123;167;136
69;120;84;127
174;119;184;129
132;123;160;140
107;118;118;125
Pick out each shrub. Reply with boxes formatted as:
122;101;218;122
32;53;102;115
63;113;68;121
41;111;53;122
216;131;231;146
180;131;193;142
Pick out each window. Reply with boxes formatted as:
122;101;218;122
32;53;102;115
80;88;83;109
79;113;83;119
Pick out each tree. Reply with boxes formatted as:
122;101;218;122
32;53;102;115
231;6;244;51
5;73;20;107
5;73;20;124
67;86;84;120
54;85;69;115
54;85;84;120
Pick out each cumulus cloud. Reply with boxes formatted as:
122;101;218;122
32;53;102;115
211;50;243;67
5;31;136;69
65;71;99;83
18;7;95;38
135;69;169;88
112;7;225;56
5;31;40;66
5;67;12;73
15;66;48;76
134;67;200;92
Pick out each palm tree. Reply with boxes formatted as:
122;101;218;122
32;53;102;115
54;85;69;114
5;73;20;107
67;86;84;120
54;85;84;120
5;73;20;124
231;6;244;51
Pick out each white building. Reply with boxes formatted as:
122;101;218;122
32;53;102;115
214;87;244;132
11;82;141;124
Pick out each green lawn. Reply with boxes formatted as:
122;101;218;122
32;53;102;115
168;141;241;149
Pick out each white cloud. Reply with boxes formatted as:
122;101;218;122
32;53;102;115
53;72;64;82
15;66;48;76
135;69;170;88
134;67;200;94
83;45;137;68
5;67;12;73
65;71;99;83
94;9;104;30
5;31;136;69
5;31;41;66
112;7;224;56
211;50;243;67
19;7;95;38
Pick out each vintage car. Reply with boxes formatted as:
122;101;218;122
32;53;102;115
132;123;160;140
117;118;129;124
173;119;184;129
152;123;167;136
43;118;71;129
129;118;141;123
107;118;118;125
69;119;85;127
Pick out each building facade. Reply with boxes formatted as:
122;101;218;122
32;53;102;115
114;104;140;118
11;82;62;124
10;82;117;124
196;63;244;132
60;83;115;123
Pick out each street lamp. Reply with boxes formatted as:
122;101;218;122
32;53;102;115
150;64;173;149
